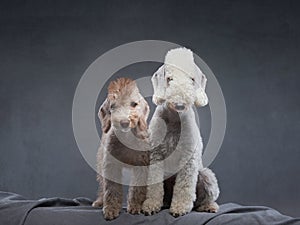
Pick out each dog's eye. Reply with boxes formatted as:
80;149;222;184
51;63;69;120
110;103;116;110
167;77;173;83
191;77;195;82
130;102;138;108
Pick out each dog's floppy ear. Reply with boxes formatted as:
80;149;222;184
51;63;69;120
151;65;166;105
98;98;111;133
194;65;208;107
136;97;150;139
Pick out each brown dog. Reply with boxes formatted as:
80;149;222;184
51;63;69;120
92;78;150;220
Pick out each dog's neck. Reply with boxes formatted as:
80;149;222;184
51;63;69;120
110;127;149;150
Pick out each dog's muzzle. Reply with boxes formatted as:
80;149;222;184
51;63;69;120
168;102;187;112
120;119;130;129
174;103;186;111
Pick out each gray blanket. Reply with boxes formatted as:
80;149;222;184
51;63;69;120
0;191;299;225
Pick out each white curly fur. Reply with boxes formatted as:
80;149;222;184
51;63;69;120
143;47;219;217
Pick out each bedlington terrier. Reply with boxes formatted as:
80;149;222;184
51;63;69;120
92;78;150;220
142;48;220;217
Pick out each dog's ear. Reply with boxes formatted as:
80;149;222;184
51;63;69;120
194;65;208;107
151;65;166;105
136;97;149;139
98;98;111;133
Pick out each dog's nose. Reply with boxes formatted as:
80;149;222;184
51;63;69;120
120;120;130;129
174;103;186;111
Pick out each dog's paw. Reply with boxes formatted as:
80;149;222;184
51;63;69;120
142;198;163;216
92;199;103;208
127;204;142;215
170;200;193;217
102;206;121;220
195;202;219;213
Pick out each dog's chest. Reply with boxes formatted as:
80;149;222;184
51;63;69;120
165;125;180;150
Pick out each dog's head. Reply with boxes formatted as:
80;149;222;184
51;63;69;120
152;47;208;112
98;78;149;138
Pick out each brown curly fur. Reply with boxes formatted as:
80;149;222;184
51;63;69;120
92;78;150;220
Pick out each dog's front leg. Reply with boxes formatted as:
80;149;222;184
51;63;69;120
127;167;148;214
142;166;164;215
142;149;164;215
170;157;198;217
103;178;122;220
102;158;123;220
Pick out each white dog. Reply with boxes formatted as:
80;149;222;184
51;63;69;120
142;48;219;217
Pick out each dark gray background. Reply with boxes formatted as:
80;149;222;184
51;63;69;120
0;0;299;217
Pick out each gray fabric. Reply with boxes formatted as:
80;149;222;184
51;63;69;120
0;191;299;225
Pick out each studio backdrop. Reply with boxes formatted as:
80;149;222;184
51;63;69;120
0;0;299;217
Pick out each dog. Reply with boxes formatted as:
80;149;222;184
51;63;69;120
142;48;220;217
92;77;150;220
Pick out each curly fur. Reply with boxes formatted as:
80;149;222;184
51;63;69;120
142;48;220;217
92;78;150;220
